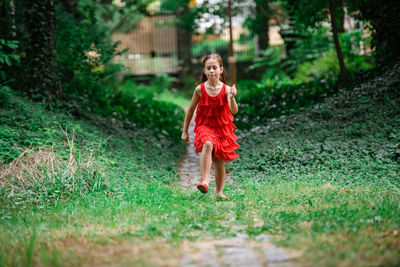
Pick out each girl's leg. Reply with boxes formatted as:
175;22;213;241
214;157;225;194
200;141;213;185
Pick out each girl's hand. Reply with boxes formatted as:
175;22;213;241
230;84;237;99
181;131;189;144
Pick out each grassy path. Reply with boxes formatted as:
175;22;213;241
177;114;300;266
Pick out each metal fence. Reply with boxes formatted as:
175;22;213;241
112;14;283;75
113;14;179;75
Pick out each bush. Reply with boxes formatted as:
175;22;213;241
293;50;341;83
294;49;374;84
0;39;20;106
293;30;375;83
118;75;175;100
350;0;400;65
236;80;337;129
56;5;123;102
85;76;185;142
192;38;229;62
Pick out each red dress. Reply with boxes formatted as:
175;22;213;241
194;82;239;162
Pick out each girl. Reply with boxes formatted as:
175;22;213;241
181;54;239;199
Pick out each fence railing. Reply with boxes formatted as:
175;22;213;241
113;15;283;75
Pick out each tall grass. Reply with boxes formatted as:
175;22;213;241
0;126;107;208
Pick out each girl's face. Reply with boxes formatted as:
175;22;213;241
204;58;223;81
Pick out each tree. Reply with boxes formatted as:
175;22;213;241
280;0;347;79
22;0;63;100
349;0;400;65
246;0;271;51
176;2;193;81
279;0;299;59
328;0;346;79
161;0;195;82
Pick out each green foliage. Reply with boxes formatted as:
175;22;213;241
0;39;20;73
293;50;340;83
286;26;333;73
54;2;185;140
161;0;196;31
1;0;157;104
238;30;374;128
15;0;61;100
293;29;374;83
192;38;229;61
250;25;333;80
251;25;374;85
236;79;337;129
56;2;124;101
293;50;374;84
0;39;20;105
249;45;290;83
0;63;399;267
84;75;185;141
0;91;185;207
282;0;341;28
0;86;13;106
234;62;400;185
349;0;400;64
118;75;174;100
155;88;191;109
54;2;187;139
338;29;375;72
280;0;400;65
94;0;145;33
230;63;400;265
107;95;184;142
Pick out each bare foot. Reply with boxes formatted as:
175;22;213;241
216;192;227;199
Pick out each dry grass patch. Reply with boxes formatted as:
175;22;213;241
47;235;180;267
0;127;106;203
297;226;400;267
0;147;62;187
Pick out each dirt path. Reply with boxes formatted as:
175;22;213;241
178;117;300;267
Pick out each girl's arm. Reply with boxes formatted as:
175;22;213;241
181;86;201;143
227;84;238;114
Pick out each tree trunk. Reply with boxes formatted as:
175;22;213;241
280;0;297;58
176;5;192;83
60;0;79;18
228;0;236;84
24;0;62;100
335;0;345;33
255;0;270;51
328;0;346;80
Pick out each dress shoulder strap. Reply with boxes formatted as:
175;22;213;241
221;83;226;98
200;82;205;93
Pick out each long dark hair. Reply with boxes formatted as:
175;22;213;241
200;54;227;83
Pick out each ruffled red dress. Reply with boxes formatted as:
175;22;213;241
194;82;239;162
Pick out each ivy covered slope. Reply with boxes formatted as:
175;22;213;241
229;63;400;265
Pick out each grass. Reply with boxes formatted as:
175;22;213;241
0;63;400;266
155;89;191;109
228;63;400;266
0;91;187;265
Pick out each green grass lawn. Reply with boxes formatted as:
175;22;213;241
155;89;190;109
1;64;399;266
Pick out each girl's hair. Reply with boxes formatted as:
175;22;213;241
200;54;227;83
